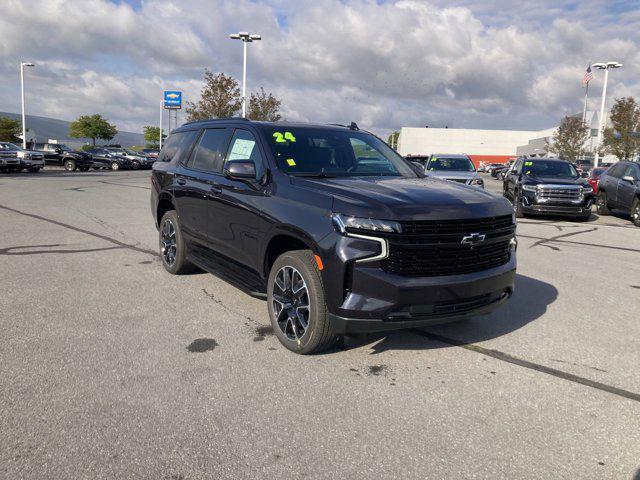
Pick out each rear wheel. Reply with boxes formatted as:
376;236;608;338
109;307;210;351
159;210;193;274
267;250;338;354
64;159;77;171
596;191;610;215
631;198;640;227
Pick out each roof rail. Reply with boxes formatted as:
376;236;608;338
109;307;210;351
182;117;250;126
327;122;360;131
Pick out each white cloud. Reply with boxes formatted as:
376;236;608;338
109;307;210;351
0;0;639;138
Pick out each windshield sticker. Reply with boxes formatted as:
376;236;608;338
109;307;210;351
286;158;296;166
284;132;296;142
525;161;533;166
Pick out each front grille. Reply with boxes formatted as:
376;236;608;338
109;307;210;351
537;186;582;203
383;240;511;277
381;215;514;277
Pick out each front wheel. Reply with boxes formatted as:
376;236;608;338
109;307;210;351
512;192;525;218
131;160;140;170
110;162;120;171
631;199;640;227
64;159;77;171
267;250;338;354
596;191;610;215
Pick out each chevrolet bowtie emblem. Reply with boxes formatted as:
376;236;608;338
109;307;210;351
461;233;486;245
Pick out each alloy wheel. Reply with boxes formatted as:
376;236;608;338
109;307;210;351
272;266;310;341
160;219;177;266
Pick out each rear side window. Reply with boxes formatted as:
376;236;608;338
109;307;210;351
157;130;198;163
187;128;230;172
607;163;624;178
623;164;639;179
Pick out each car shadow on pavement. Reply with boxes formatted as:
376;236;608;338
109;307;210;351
342;274;558;354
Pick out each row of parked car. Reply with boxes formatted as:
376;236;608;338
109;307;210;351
0;141;159;173
406;152;640;227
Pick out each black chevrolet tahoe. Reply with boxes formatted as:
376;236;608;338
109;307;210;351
151;119;517;354
503;158;594;220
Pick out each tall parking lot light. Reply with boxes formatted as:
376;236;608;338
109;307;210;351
159;99;163;149
592;61;623;167
20;62;35;149
229;32;261;118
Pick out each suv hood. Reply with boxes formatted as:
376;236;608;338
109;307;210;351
523;175;587;186
292;176;511;221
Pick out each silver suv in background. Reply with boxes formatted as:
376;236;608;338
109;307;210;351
417;154;484;188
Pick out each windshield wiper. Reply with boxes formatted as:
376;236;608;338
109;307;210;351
291;172;338;179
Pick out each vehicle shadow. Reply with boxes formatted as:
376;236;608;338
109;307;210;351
339;273;558;354
0;170;148;179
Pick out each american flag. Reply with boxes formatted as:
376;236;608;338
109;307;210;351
582;64;593;87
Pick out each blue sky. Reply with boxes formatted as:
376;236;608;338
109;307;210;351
1;0;639;135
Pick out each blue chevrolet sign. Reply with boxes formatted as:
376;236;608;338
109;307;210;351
164;91;182;109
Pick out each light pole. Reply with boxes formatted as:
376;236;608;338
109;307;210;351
229;31;261;118
20;62;35;149
592;61;623;167
159;99;163;149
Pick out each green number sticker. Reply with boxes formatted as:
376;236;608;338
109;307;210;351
525;161;533;166
284;132;296;142
273;131;297;143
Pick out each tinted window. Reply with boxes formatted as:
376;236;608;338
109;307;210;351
225;129;264;178
157;130;198;163
623;164;639;179
187;128;230;172
522;160;578;178
607;163;625;178
260;126;416;177
426;156;475;172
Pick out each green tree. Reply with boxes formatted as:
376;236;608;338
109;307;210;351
248;87;282;121
143;125;165;148
69;114;117;146
601;97;640;160
387;131;400;150
0;116;22;142
547;116;589;162
185;70;242;121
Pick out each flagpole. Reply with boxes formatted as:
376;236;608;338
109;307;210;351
582;82;589;123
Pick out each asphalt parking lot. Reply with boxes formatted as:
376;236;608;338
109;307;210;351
1;170;639;479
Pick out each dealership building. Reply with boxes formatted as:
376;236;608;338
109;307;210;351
397;111;611;166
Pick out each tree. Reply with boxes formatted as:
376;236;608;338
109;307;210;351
387;131;400;150
601;97;640;160
0;116;21;142
69;114;117;146
248;87;282;121
143;125;165;148
547;116;589;162
185;70;242;121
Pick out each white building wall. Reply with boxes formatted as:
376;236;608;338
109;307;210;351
398;127;539;157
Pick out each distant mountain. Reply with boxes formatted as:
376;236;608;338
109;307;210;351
0;112;145;147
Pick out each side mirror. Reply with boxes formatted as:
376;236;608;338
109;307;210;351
622;175;635;183
224;160;256;180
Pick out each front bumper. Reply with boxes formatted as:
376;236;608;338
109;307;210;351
320;233;516;334
521;191;593;216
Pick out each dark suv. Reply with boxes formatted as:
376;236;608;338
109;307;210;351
31;143;93;171
503;158;594;220
596;161;640;226
151;119;517;354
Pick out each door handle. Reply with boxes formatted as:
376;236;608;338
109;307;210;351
177;178;186;186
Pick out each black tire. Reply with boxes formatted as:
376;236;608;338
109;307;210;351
159;210;193;274
267;250;338;354
132;160;140;170
111;162;120;171
512;191;525;218
631;198;640;227
596;191;610;215
64;159;77;171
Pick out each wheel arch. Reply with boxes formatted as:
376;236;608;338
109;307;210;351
262;228;318;279
156;193;175;228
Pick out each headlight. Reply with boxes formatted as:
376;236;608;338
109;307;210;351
522;184;538;192
332;213;402;234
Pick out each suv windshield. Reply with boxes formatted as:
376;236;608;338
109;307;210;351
260;126;416;177
523;160;578;178
427;157;475;172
